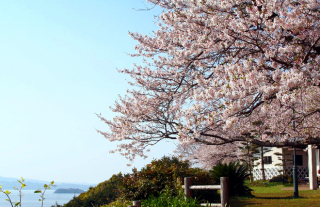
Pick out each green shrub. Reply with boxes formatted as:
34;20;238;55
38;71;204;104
106;186;206;207
64;173;124;207
181;168;219;204
65;156;216;206
118;156;188;200
118;156;215;201
210;162;252;196
269;174;289;183
142;187;202;207
103;199;131;207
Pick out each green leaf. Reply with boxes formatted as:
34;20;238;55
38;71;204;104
22;183;26;188
21;177;25;182
34;190;42;193
50;181;54;185
4;190;11;194
44;184;48;188
14;202;21;206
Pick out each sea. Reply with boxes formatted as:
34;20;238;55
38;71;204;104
0;190;81;207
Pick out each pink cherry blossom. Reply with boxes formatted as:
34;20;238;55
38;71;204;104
97;0;320;160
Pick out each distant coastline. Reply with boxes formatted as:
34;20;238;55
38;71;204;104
54;188;85;194
0;176;96;190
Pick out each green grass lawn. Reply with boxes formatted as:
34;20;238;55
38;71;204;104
228;181;320;207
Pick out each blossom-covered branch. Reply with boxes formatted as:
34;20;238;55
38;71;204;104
98;0;320;160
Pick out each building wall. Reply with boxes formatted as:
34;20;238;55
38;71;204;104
283;148;308;169
253;147;309;180
254;147;282;169
254;147;308;169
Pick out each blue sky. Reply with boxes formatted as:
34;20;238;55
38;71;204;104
0;0;176;184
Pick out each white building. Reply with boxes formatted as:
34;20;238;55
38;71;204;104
253;145;319;190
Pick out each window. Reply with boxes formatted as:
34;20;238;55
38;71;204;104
294;155;303;166
263;156;272;164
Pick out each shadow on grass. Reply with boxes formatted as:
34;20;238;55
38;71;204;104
229;197;260;207
253;196;305;199
246;180;293;188
229;195;306;207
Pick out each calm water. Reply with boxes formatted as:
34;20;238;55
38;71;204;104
0;190;81;207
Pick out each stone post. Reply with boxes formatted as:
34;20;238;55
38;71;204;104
221;177;229;207
184;177;192;199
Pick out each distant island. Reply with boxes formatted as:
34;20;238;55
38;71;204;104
54;188;85;194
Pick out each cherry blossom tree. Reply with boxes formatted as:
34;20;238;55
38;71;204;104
174;142;241;169
97;0;320;161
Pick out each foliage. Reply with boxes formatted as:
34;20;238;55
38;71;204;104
246;180;292;188
102;198;131;207
118;156;215;202
0;177;26;207
269;175;290;183
98;0;320;162
142;187;202;207
238;142;260;182
66;156;216;206
34;181;55;207
175;142;241;169
105;186;205;207
64;173;123;207
238;143;260;166
210;162;252;196
0;178;54;207
118;156;187;200
186;168;219;204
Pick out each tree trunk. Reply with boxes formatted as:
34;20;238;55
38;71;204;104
282;148;286;176
248;143;253;182
261;146;266;181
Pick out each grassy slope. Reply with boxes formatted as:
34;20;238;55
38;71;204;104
229;181;320;207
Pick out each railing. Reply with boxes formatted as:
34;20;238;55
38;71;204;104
183;177;229;207
253;167;310;180
128;177;229;207
128;200;141;207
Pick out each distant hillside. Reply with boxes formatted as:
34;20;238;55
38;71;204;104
0;176;96;191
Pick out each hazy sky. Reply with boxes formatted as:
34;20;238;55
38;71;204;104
0;0;177;184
